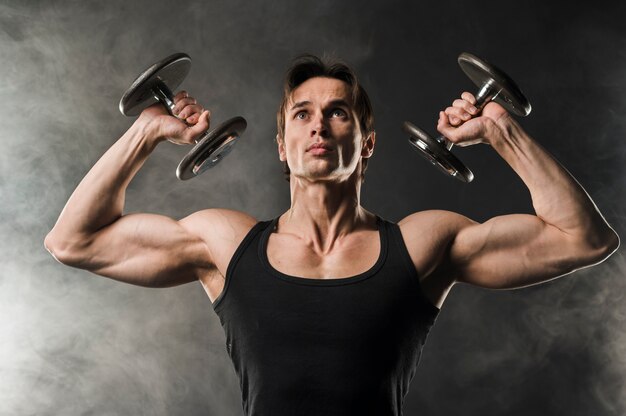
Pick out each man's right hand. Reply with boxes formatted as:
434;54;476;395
138;90;211;146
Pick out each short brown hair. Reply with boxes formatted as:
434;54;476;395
276;54;375;181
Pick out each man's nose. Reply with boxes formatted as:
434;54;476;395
311;112;328;137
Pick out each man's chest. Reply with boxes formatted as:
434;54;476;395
265;230;382;279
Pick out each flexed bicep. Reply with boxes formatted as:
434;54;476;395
450;213;605;289
55;212;214;288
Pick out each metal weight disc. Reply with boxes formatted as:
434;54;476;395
458;52;531;117
176;116;247;180
119;52;191;116
403;121;474;183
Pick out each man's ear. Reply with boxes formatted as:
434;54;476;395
361;131;376;158
277;134;286;161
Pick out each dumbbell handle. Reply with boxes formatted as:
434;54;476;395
152;82;179;117
436;79;502;150
151;81;201;144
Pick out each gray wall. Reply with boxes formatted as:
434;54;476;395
1;1;625;415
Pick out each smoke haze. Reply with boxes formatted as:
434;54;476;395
1;1;624;415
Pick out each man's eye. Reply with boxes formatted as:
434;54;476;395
331;109;347;117
295;111;307;120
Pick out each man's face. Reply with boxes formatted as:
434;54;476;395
278;77;374;182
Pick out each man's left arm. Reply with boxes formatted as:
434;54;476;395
439;93;619;289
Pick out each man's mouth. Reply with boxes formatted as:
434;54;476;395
307;142;333;152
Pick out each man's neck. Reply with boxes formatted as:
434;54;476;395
279;174;374;254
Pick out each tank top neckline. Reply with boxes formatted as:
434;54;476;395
258;215;389;286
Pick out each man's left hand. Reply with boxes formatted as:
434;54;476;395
436;92;510;146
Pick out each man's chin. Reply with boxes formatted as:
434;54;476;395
292;170;354;184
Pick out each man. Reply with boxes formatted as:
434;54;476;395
45;54;619;415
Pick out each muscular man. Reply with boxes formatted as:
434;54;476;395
45;55;619;415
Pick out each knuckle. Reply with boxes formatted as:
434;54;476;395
465;93;477;104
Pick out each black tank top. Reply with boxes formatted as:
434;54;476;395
212;216;439;416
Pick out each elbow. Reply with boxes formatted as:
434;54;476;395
44;230;70;264
599;228;620;259
578;227;620;266
44;230;88;267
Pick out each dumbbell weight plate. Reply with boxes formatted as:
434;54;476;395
119;53;191;116
458;52;531;117
403;121;474;183
176;116;247;180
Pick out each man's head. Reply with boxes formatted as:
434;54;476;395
276;54;375;182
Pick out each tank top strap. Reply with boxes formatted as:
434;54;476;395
212;219;271;311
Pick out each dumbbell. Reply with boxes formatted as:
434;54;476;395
119;52;247;180
403;52;531;183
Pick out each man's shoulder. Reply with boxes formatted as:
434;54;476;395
397;209;477;239
398;209;472;226
180;209;260;277
180;208;259;240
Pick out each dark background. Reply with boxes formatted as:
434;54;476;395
1;1;624;415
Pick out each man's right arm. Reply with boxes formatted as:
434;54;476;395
44;93;221;287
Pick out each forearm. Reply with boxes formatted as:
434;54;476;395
490;116;618;250
46;118;162;247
